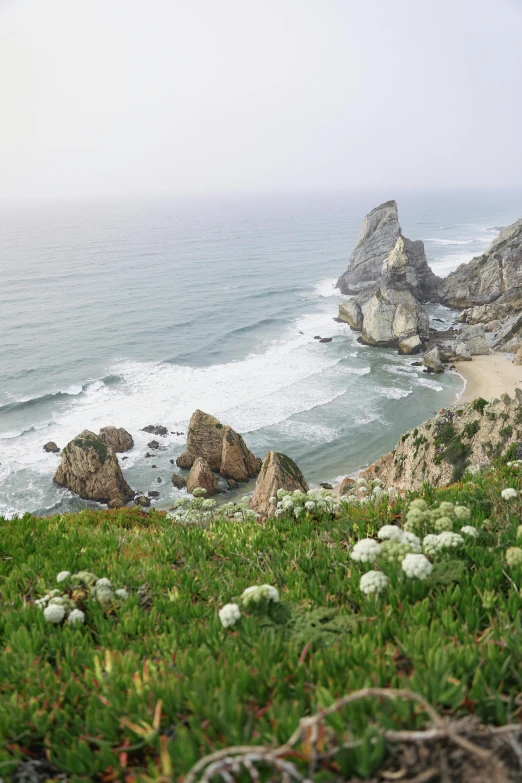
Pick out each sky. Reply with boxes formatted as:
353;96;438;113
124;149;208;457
0;0;521;200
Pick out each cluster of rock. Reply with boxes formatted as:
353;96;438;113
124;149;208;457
174;409;261;496
337;201;440;353
362;389;522;491
337;201;522;365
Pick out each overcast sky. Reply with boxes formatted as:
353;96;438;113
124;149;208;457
1;0;521;200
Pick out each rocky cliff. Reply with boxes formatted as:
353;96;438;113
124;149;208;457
362;390;522;491
440;217;522;351
336;200;441;301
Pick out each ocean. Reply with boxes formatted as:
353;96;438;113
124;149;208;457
1;190;522;518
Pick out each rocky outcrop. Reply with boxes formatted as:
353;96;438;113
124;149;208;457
250;451;309;518
362;390;522;491
54;430;133;506
186;457;219;496
398;334;423;355
43;441;60;453
220;428;261;482
337;200;441;301
142;425;168;436
98;426;134;453
171;473;187;489
422;346;444;373
360;287;429;348
176;410;260;483
442;218;522;313
338;299;363;330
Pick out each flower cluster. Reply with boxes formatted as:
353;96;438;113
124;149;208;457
404;499;471;535
506;460;522;468
350;538;382;563
501;488;518;501
272;488;340;518
422;532;464;556
219;603;241;628
401;554;433;580
167;489;259;527
240;584;280;606
342;476;393;505
359;570;390;595
506;547;522;566
35;571;128;625
219;583;280;628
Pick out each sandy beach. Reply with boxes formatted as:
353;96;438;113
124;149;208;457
456;353;522;403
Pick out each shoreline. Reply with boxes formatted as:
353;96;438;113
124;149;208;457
332;351;522;496
455;352;522;403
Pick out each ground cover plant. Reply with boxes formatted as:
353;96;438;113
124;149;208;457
1;457;522;782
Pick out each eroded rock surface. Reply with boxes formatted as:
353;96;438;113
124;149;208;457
186;456;219;496
250;451;309;518
98;426;134;453
54;430;133;506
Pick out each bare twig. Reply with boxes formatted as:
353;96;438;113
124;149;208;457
184;687;522;783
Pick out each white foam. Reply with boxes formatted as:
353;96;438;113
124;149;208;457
313;277;339;297
416;378;444;392
426;238;474;245
376;387;413;400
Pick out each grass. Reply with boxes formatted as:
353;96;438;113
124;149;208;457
1;460;522;782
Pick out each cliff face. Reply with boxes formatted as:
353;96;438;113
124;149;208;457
336;200;441;302
362;390;522;491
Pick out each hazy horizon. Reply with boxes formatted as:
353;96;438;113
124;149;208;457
1;0;521;201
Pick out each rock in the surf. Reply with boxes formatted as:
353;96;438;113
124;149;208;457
186;457;219;496
98;426;134;453
250;451;309;518
54;430;133;506
176;409;260;482
43;441;60;453
171;473;187;489
142;424;169;436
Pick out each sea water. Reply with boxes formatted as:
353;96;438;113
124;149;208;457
1;190;522;517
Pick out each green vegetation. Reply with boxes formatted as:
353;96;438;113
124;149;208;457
473;397;488;415
1;461;522;782
433;416;472;481
73;435;109;465
463;420;480;439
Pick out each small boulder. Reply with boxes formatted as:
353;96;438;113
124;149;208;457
485;320;502;333
43;441;60;453
186;457;219;496
250;451;309;518
339;477;356;496
422;346;444;373
147;440;160;450
54;430;134;506
142;425;168;436
149;490;160;498
108;497;126;509
136;495;151;507
227;478;239;489
319;337;332;343
98;426;134;453
398;334;422;355
455;342;472;361
320;482;333;489
171;473;187;489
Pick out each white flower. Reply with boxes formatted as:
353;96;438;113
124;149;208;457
43;604;65;624
48;596;65;606
350;538;381;563
115;588;129;600
377;525;403;541
219;603;241;628
422;534;440;556
461;525;478;538
502;488;518;500
400;531;422;551
269;496;277;505
294;507;303;518
56;571;71;583
96;577;112;588
67;609;85;625
356;477;367;485
402;554;433;580
454;506;471;521
240;584;280;605
438;532;464;549
359;571;390;595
